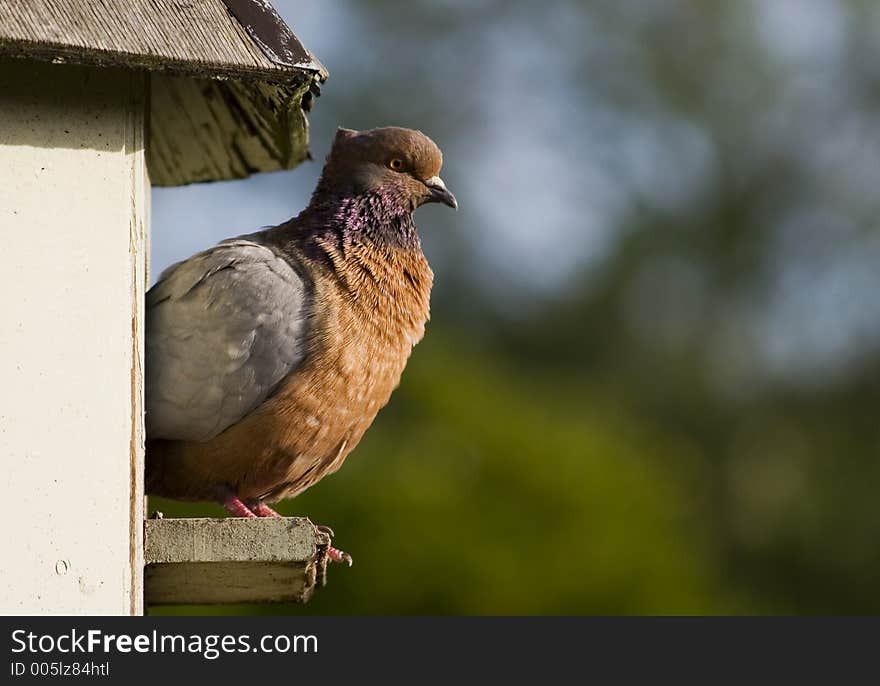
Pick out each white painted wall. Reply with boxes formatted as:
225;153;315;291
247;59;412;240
0;58;147;614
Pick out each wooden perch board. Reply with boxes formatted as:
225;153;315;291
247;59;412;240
144;517;329;605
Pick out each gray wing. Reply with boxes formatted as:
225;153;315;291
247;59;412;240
146;239;308;442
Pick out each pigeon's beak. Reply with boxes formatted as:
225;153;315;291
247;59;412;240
424;176;458;209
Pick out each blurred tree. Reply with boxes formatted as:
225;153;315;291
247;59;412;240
151;0;880;613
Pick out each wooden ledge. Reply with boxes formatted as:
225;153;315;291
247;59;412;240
144;517;329;606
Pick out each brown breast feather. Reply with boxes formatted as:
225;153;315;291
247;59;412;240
146;239;433;503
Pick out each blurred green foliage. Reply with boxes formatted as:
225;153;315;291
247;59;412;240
151;333;747;614
150;0;880;614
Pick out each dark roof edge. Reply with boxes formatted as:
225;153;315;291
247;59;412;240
222;0;327;78
0;37;323;85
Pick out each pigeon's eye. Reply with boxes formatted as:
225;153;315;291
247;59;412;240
388;158;405;171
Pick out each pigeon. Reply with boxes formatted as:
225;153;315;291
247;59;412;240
145;127;457;564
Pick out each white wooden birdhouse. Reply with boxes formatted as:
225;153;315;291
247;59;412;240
0;0;327;614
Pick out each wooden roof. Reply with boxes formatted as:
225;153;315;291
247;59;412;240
0;0;327;186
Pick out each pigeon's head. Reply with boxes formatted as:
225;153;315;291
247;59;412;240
320;126;457;211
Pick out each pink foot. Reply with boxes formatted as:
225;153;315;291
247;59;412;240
314;524;352;566
223;494;257;518
223;496;352;566
327;545;353;567
251;502;281;518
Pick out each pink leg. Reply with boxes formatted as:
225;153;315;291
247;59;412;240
327;545;353;567
313;524;352;566
251;502;281;518
223;494;257;518
224;496;352;566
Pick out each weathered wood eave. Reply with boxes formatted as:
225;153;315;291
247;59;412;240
0;0;328;186
148;72;318;186
0;0;327;81
0;37;325;84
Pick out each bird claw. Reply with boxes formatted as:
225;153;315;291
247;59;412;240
251;502;281;518
314;524;335;538
328;546;353;567
220;491;282;518
314;523;352;566
223;494;257;518
221;501;353;566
